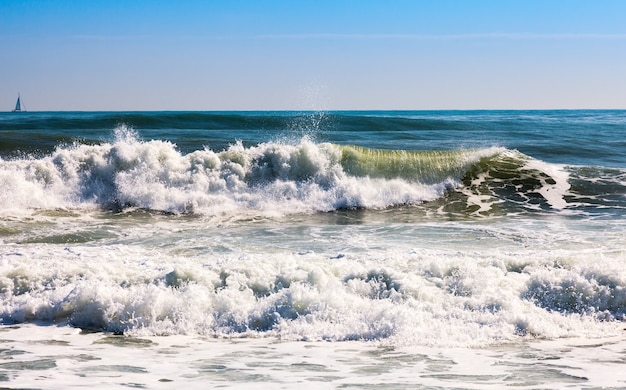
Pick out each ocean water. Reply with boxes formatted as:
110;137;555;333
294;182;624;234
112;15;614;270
1;110;625;388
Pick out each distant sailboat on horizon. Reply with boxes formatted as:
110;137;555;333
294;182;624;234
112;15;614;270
12;94;24;112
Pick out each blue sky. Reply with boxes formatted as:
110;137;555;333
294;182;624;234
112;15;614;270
2;0;626;110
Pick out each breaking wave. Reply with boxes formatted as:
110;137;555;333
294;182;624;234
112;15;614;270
1;125;621;219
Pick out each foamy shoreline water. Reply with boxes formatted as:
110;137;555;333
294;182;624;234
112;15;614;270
2;323;625;389
3;214;624;344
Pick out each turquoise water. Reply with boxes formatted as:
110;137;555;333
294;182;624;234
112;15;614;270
1;111;625;387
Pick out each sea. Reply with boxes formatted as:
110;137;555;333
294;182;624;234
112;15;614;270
0;110;625;389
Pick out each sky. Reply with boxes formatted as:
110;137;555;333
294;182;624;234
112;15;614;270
2;0;626;111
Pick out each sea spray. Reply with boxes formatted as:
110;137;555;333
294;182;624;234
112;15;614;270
0;127;508;216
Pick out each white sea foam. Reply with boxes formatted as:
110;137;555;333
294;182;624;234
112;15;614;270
0;127;494;218
1;217;624;347
1;113;625;388
1;126;624;349
3;324;626;389
522;156;571;210
457;148;577;216
1;126;588;221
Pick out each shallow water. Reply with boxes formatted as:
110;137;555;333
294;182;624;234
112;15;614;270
1;324;626;389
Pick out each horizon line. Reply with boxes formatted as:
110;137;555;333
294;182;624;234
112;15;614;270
5;108;626;113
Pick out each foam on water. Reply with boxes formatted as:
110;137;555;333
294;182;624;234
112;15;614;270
453;148;582;217
1;217;624;347
1;124;597;223
1;111;625;388
0;126;503;218
1;127;624;347
2;324;626;389
522;157;571;210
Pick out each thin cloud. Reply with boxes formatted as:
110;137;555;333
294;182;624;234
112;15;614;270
67;34;238;42
257;33;626;40
69;34;153;41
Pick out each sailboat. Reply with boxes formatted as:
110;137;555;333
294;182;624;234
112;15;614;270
12;94;24;112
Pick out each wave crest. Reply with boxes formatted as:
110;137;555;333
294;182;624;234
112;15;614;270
2;127;594;218
1;128;493;216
